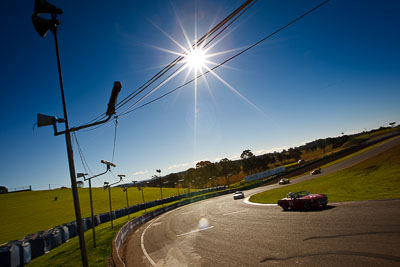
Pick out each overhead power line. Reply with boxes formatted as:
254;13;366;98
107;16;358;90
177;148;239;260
73;132;93;176
117;0;258;116
83;0;256;126
118;0;331;116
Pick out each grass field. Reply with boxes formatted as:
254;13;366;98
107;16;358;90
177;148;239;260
250;142;400;204
0;186;191;244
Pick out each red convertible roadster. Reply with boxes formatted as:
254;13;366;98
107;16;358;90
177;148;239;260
277;191;328;210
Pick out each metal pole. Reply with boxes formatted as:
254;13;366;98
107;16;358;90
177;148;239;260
141;188;146;213
125;188;130;219
108;186;114;228
160;185;164;207
88;179;96;248
53;29;88;267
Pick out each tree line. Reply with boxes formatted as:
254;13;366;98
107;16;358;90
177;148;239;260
146;126;396;189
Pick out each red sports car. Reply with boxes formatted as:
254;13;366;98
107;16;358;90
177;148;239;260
277;191;328;211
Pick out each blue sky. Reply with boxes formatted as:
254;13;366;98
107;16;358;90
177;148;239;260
1;0;399;190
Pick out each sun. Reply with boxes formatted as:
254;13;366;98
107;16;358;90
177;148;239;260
185;47;206;71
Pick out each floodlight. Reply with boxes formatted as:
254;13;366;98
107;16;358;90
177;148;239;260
106;81;122;116
37;113;57;127
100;160;116;168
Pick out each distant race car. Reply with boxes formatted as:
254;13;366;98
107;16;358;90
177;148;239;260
279;178;290;185
310;168;321;175
233;191;245;200
277;191;328;211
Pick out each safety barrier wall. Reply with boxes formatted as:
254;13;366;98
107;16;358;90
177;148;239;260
0;186;225;266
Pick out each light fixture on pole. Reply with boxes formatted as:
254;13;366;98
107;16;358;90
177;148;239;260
137;183;147;213
104;174;123;229
156;169;163;205
127;180;137;217
77;160;115;248
119;175;131;219
32;1;87;265
32;1;122;265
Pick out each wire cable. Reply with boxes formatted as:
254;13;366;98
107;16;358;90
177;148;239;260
81;0;256;126
111;116;118;162
119;0;331;116
73;132;94;176
117;0;258;116
113;0;255;114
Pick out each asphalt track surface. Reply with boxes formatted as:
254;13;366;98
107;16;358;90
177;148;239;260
124;136;400;266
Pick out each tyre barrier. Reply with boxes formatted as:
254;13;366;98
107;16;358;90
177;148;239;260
0;243;20;267
66;222;77;238
24;233;45;260
99;212;111;224
0;186;227;266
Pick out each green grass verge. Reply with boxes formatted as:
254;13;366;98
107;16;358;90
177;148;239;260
286;135;399;181
321;135;399;169
353;126;399;142
0;186;196;244
250;142;400;204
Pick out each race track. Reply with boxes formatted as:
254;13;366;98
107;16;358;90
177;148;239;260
124;136;400;266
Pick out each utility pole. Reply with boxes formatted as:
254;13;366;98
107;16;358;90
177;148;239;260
104;176;123;228
77;160;115;248
32;1;121;265
156;169;163;205
138;184;147;213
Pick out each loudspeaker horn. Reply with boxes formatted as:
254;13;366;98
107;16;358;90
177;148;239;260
34;0;62;15
32;15;58;38
37;113;56;127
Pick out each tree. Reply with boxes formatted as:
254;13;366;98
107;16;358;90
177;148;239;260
196;160;212;169
196;161;218;188
184;168;197;188
240;149;254;159
0;186;8;193
288;148;302;161
165;173;180;187
219;158;239;187
241;149;256;174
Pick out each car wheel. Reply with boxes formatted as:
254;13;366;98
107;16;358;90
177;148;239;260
304;202;311;210
282;203;289;211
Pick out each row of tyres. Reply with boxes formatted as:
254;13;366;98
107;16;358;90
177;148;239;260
0;222;77;267
0;185;226;266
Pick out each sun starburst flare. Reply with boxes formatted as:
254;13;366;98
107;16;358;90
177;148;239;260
144;10;264;152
